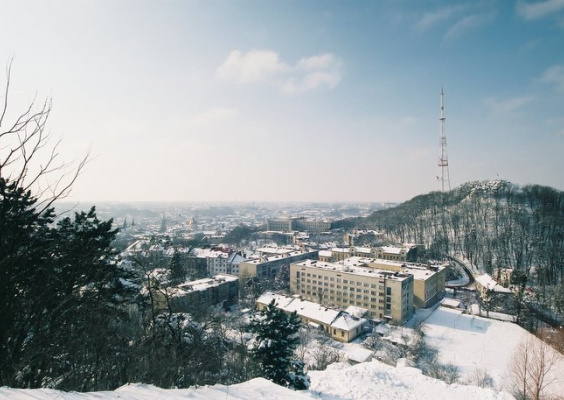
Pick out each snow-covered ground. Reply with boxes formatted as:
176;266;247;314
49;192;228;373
0;361;514;400
423;306;564;397
0;378;311;400
309;361;513;400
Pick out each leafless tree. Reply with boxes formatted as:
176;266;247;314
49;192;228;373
295;328;314;363
0;60;89;211
425;353;460;384
510;336;559;400
310;344;342;371
465;366;494;389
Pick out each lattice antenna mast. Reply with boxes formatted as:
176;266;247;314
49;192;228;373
438;87;451;192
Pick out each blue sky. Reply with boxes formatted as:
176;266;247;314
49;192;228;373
1;0;563;203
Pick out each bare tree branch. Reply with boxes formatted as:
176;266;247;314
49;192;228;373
0;62;90;208
511;335;559;400
0;58;13;128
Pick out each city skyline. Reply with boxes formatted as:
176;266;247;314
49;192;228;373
1;1;563;203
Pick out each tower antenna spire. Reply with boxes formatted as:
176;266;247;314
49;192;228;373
438;87;451;192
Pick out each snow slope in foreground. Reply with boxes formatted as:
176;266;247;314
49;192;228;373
308;361;514;400
1;360;514;400
0;378;310;400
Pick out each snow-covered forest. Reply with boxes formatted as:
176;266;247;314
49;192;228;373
336;180;564;327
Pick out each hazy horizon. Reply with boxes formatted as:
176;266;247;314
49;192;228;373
1;1;564;203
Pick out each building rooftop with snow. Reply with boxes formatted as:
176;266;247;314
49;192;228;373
256;292;366;342
238;249;319;281
150;274;239;317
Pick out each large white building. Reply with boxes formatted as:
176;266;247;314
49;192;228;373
290;259;414;323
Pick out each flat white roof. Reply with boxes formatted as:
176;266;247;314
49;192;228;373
293;259;412;282
243;250;317;264
344;256;445;281
172;274;238;296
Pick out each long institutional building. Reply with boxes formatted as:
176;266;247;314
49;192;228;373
289;257;446;323
239;249;319;281
265;217;332;232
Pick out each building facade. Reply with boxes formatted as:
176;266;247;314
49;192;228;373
169;275;239;315
290;259;414;323
149;274;239;316
239;249;319;281
265;217;331;233
361;258;446;309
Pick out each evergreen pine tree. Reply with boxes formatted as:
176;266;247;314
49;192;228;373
249;300;309;390
0;179;137;390
169;249;186;285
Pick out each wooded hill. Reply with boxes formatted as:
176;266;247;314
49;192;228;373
334;180;564;305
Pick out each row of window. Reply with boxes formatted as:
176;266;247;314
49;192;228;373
301;277;386;290
301;272;388;288
299;288;386;311
301;283;385;296
297;286;388;304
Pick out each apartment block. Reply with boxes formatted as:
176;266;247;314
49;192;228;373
290;259;414;323
239;249;319;281
265;217;331;233
343;257;446;309
152;274;239;316
363;259;446;309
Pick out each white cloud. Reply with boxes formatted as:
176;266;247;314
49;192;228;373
297;54;336;70
217;50;342;93
485;95;535;113
282;71;340;94
444;12;496;41
283;54;342;93
415;5;467;31
516;0;564;20
541;64;564;92
216;50;287;84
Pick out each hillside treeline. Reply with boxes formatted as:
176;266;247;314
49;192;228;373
337;181;564;317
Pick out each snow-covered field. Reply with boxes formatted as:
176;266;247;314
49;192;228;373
423;306;564;397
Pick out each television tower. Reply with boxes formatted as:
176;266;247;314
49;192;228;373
438;87;451;192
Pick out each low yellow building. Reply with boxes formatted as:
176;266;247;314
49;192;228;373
256;292;366;342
